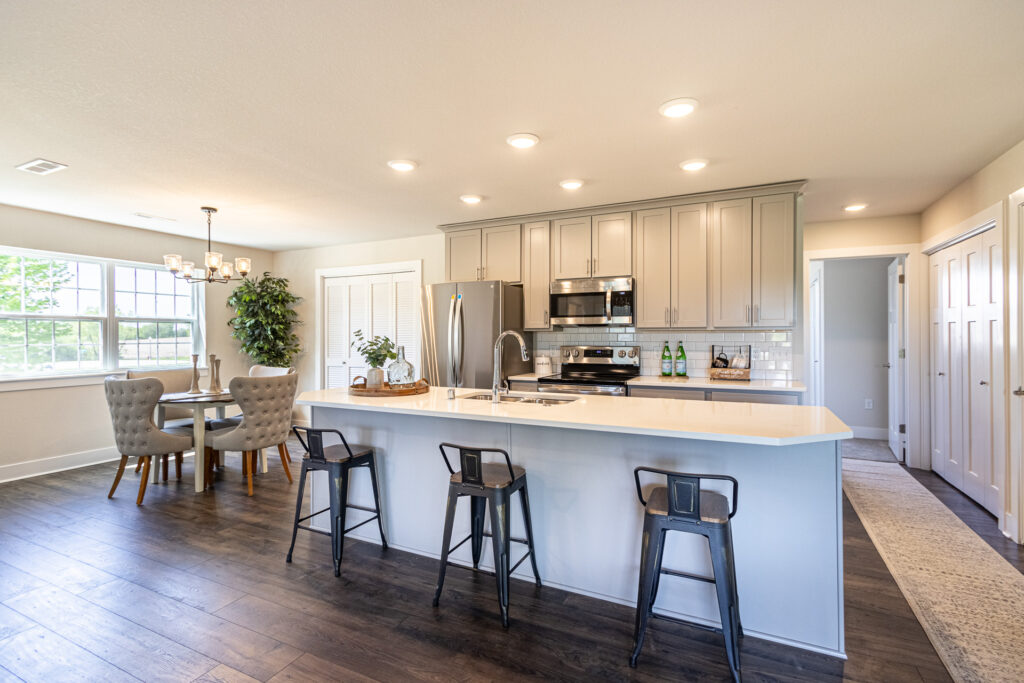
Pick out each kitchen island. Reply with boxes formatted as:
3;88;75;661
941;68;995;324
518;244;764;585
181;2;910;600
296;387;852;657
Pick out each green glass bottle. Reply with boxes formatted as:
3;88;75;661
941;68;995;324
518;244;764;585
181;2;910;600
661;341;672;376
674;342;687;377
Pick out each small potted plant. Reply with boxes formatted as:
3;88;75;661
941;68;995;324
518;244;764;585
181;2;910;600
352;330;397;389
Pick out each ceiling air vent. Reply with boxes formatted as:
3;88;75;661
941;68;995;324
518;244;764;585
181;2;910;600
16;158;68;175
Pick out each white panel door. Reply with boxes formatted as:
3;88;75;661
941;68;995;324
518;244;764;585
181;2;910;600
634;208;672;328
929;253;948;477
942;246;965;490
982;229;1005;516
481;224;522;282
446;230;482;282
522;221;551;330
591;212;632;277
710;198;753;327
961;234;990;506
671;203;708;327
887;260;901;457
752;194;794;327
551;216;592;279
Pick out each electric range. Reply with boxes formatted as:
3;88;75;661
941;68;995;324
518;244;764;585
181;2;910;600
536;345;640;396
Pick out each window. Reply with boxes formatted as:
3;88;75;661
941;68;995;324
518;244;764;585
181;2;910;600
0;248;204;378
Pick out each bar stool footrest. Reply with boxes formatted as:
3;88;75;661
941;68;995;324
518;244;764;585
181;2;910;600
294;525;332;537
660;567;716;584
343;515;380;535
651;610;724;635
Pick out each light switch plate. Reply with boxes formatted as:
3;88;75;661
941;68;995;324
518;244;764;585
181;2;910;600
864;399;874;409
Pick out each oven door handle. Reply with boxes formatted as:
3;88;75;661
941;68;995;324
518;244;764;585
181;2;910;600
537;383;626;396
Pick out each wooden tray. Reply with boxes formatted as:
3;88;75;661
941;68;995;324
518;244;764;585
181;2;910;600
349;377;430;397
709;368;751;381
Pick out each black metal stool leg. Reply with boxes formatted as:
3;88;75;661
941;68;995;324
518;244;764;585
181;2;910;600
709;527;741;682
367;455;389;549
335;467;350;574
649;527;667;606
518;479;541;586
470;496;486;569
723;523;743;639
326;468;343;576
630;514;663;668
488;491;511;628
433;487;459;607
286;461;309;563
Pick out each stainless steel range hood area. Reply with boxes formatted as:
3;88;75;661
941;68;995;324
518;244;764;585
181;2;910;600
549;277;634;326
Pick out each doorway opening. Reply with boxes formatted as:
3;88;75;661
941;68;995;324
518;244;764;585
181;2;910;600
808;256;907;463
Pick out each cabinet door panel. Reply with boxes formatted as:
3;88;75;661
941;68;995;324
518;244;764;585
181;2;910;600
710;198;753;327
551;217;593;279
752;194;795;326
481;224;522;282
634;208;672;328
522;221;551;330
592;212;632;277
671;203;708;327
446;230;482;282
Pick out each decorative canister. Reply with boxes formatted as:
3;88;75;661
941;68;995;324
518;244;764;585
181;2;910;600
387;346;415;387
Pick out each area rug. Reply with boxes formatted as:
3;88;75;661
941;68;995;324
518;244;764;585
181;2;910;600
842;460;1024;682
841;438;898;462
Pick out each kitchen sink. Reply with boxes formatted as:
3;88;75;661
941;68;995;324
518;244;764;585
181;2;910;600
463;393;577;406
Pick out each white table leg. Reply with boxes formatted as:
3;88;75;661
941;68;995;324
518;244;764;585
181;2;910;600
193;405;206;492
260;448;268;473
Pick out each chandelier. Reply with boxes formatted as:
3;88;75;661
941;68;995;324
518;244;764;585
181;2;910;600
162;207;251;284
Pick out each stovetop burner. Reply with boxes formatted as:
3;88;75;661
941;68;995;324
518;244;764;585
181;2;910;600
537;345;641;386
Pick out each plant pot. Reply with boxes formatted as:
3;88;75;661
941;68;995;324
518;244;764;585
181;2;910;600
366;367;385;389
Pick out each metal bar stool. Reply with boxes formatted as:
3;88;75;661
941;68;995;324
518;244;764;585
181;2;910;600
286;426;388;576
631;466;742;682
433;442;541;628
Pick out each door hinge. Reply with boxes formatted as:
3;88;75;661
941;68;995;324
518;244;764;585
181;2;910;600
899;424;906;434
898;274;905;284
898;349;905;359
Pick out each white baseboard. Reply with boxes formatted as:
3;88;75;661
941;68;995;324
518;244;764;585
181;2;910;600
0;445;122;484
292;418;311;428
851;426;889;440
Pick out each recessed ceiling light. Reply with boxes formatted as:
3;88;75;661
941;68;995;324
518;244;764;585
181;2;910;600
680;159;708;172
506;133;539;149
559;179;584;190
659;98;699;118
460;194;482;204
387;159;417;172
844;204;867;212
16;158;68;175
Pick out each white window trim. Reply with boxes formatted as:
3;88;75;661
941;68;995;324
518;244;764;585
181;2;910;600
0;244;207;388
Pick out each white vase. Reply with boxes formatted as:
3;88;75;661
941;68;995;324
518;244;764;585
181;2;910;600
366;367;385;389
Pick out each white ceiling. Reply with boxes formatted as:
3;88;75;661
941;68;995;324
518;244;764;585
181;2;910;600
2;1;1023;251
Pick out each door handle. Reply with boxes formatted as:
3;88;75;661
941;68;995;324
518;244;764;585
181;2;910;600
586;257;591;275
593;258;598;273
544;310;549;326
882;362;891;369
673;307;678;326
746;305;751;323
454;295;464;386
937;372;945;376
480;266;486;280
1014;386;1024;396
753;304;759;324
979;380;988;386
447;295;457;385
664;307;669;326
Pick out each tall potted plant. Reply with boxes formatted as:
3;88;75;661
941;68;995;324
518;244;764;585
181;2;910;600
352;330;396;389
226;272;302;367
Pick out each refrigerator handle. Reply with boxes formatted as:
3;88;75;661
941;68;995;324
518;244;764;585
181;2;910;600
455;294;465;386
447;295;457;386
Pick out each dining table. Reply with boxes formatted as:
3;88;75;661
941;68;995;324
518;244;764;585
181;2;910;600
157;390;235;492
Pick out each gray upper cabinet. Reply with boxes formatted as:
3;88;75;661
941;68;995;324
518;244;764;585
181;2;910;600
591;212;632;277
711;198;754;327
521;221;551;330
551;216;592;279
634;204;707;328
752;194;795;327
445;224;521;282
634;208;672;327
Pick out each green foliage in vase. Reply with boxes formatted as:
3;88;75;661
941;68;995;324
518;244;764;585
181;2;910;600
352;330;396;368
226;272;302;367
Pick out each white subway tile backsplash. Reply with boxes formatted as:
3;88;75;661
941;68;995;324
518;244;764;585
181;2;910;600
530;328;794;380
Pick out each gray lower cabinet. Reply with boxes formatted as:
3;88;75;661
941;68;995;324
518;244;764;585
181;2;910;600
509;380;537;393
628;387;706;400
710;391;799;405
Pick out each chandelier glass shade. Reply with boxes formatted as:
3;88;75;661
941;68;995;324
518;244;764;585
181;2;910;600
163;207;251;284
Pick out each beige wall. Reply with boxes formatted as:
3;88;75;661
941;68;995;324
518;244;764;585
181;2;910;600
922;136;1024;242
272;233;445;417
0;204;273;476
804;214;920;252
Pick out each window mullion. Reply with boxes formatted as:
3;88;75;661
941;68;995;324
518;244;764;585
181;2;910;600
104;261;117;371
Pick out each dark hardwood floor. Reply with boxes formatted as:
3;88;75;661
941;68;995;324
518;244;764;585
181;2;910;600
0;447;974;682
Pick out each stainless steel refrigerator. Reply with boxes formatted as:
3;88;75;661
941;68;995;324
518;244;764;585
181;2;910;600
422;281;532;389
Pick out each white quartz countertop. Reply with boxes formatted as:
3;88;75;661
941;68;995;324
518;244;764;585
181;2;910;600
297;387;850;447
509;373;807;393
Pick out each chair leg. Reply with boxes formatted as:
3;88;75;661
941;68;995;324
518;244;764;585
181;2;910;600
518;480;542;586
367;455;388;548
205;447;215;488
108;455;128;498
135;459;142;473
277;443;293;483
326;467;348;576
488;492;511;628
709;528;742;682
723;523;744;640
161;454;169;482
433;487;459;606
137;456;152;505
246;451;255;496
280;440;292;462
286;462;309;563
470;496;486;569
175;452;182;480
630;515;663;668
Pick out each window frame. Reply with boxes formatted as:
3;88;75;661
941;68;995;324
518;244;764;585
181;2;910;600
0;244;206;387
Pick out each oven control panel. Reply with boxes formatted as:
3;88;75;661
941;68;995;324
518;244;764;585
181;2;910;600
559;345;640;366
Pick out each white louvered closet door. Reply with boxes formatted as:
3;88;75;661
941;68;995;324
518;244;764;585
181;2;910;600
322;271;421;389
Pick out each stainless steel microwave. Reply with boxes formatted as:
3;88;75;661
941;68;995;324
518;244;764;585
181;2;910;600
549;277;634;326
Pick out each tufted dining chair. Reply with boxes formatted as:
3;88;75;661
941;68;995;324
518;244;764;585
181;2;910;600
208;372;298;496
104;376;194;505
208;365;295;445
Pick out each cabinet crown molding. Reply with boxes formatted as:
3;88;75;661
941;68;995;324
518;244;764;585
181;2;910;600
437;180;806;233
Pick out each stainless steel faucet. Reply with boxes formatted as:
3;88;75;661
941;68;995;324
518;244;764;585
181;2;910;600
493;330;529;403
